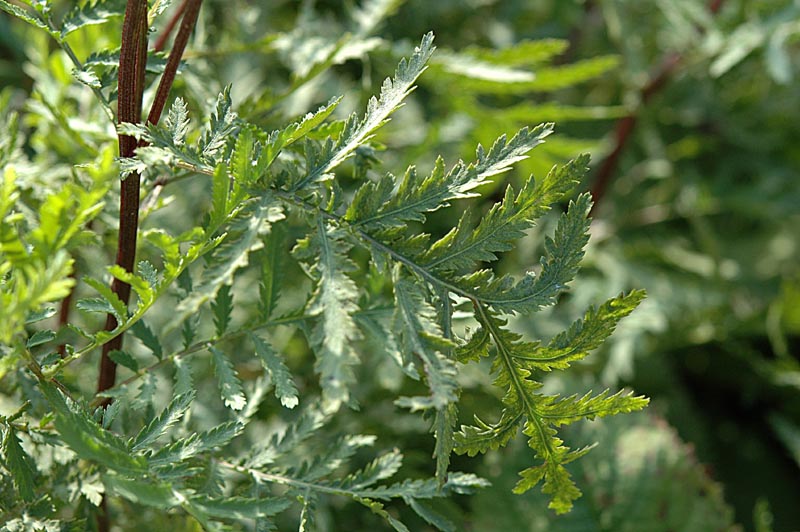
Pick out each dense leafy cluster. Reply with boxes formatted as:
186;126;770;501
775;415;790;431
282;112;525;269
0;1;652;530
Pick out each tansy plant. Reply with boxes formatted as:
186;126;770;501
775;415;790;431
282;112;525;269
0;1;647;530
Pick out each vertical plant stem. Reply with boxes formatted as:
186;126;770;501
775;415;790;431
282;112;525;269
95;2;202;530
96;10;147;528
97;0;204;407
96;0;149;409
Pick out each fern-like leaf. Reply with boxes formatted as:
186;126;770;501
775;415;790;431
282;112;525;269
511;290;646;371
289;32;435;191
346;124;553;230
457;192;592;313
60;0;126;38
422;155;588;273
148;421;244;468
251;333;300;409
131;391;195;451
463;301;648;513
296;218;362;408
201;86;238;161
174;195;284;323
2;427;37;501
210;347;246;411
393;278;459;411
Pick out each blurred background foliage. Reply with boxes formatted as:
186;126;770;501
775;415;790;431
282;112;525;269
2;0;799;529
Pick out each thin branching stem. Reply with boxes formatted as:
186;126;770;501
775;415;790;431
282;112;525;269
153;0;188;52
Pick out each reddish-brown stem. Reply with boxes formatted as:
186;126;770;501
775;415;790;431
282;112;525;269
589;0;725;213
153;0;189;52
148;0;203;126
96;0;149;408
97;0;204;408
95;1;202;530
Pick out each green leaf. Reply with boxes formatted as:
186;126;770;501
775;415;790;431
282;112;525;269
130;319;163;359
460;39;569;66
25;307;57;324
230;125;261;186
245;406;329;468
299;218;362;408
2;427;37;501
39;381;147;475
174;357;194;396
355;497;410;532
258;223;286;321
432;403;458;487
201;86;238;161
422;155;588;273
392;279;459;411
210;346;246;411
251;333;299;409
76;297;117;316
148;421;243;467
82;276;129;323
211;283;233;336
108;350;138;372
103;474;178;509
535;389;650;427
339;449;403;490
188;495;291;520
60;0;126;38
359;471;489;500
26;329;56;348
72;67;101;89
511;290;647;371
131;391;195;451
131;372;157;411
290;32;435;191
175;195;284;324
0;1;59;39
108;265;156;308
260;97;342;172
459;193;593;313
406;498;456;532
164;97;191;147
454;411;522;456
469;302;648;514
208;163;231;235
347;124;553;230
437;54;620;93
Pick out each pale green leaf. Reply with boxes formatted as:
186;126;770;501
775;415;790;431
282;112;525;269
188;495;291;520
251;333;299;409
26;329;55;348
39;381;148;475
300;218;362;408
149;421;244;467
210;346;246;411
103;474;178;509
0;1;59;39
131;391;195;451
290;32;435;191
